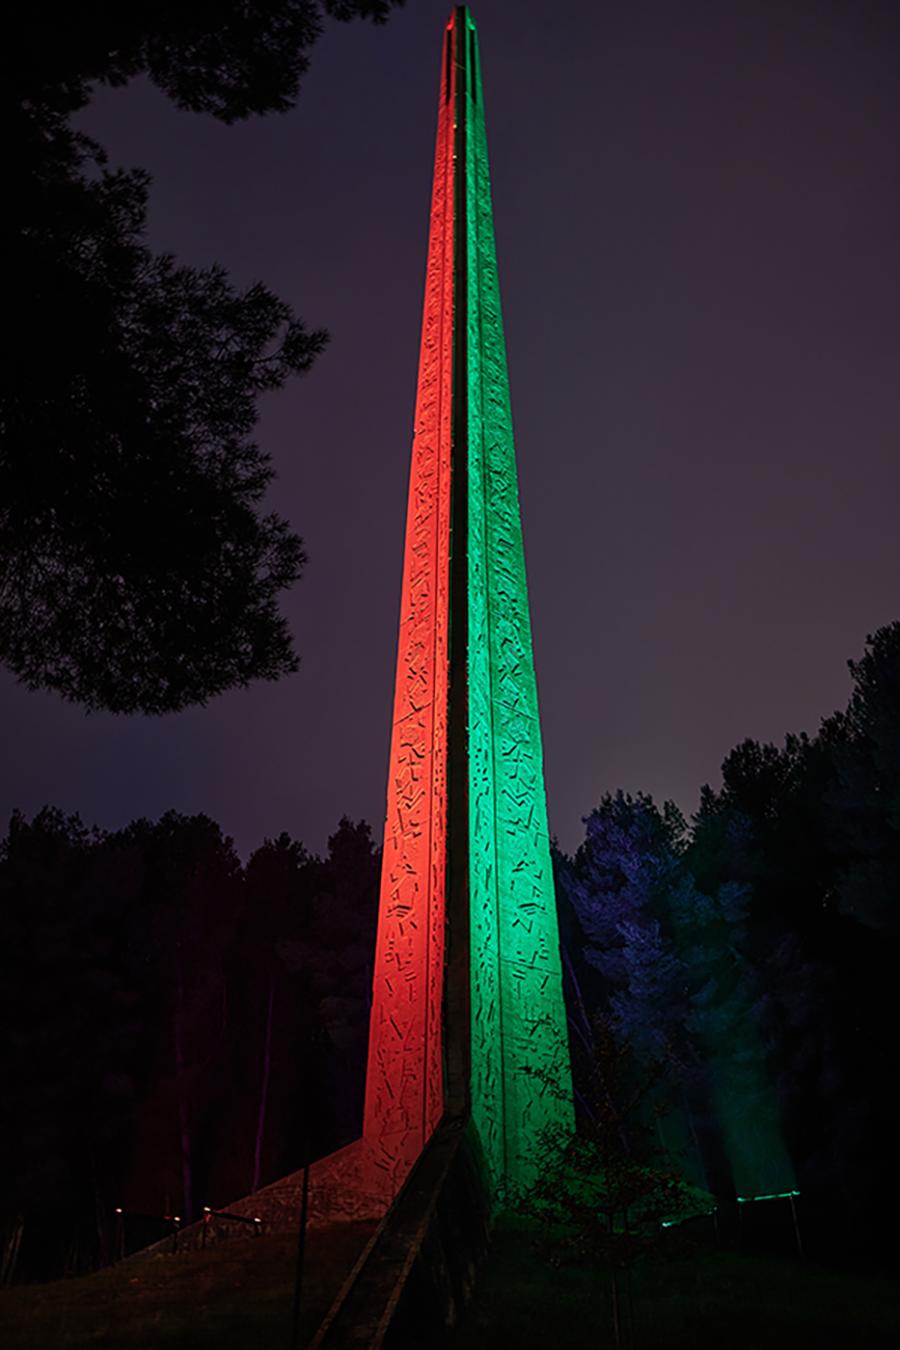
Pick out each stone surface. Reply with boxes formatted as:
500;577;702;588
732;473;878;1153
362;6;573;1206
360;11;454;1200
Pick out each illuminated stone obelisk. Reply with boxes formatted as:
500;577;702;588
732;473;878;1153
363;5;573;1203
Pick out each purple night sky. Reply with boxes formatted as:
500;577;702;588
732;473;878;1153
2;0;899;859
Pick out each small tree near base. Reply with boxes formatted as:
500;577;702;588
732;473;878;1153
513;1015;711;1350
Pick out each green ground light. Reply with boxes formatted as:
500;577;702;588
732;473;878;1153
709;1042;798;1203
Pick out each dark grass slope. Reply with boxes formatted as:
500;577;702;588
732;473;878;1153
453;1216;900;1350
0;1221;376;1349
3;1212;897;1349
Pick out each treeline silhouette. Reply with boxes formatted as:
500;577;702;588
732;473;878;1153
556;620;900;1265
2;621;897;1281
0;813;378;1281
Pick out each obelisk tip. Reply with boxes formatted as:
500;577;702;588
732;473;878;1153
449;6;476;32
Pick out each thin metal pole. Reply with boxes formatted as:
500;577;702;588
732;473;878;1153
789;1194;803;1260
611;1266;622;1350
625;1263;637;1350
288;1144;311;1349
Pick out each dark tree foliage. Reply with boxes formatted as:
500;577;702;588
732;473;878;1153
522;1013;701;1240
109;814;246;1223
560;793;691;1074
681;623;900;1257
12;2;401;123
0;810;146;1277
3;2;402;713
0;806;378;1282
518;1014;702;1350
556;795;721;1200
230;832;319;1199
554;627;900;1259
272;817;380;1146
215;817;378;1200
825;622;900;935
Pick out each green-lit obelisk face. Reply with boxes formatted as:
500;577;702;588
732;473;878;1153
362;7;572;1204
460;11;574;1194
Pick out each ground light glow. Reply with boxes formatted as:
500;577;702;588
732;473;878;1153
661;1210;717;1229
707;1035;798;1205
736;1190;801;1204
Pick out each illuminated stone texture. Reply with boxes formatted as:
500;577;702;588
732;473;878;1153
462;13;574;1193
361;25;454;1196
363;7;572;1203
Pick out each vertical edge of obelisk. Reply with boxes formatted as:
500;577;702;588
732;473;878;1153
444;6;472;1123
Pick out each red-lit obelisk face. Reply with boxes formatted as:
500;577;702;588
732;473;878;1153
361;18;456;1194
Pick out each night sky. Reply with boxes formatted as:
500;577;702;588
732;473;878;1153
2;0;899;859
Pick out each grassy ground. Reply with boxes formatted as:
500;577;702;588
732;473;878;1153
454;1216;900;1350
3;1214;896;1348
0;1220;376;1349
